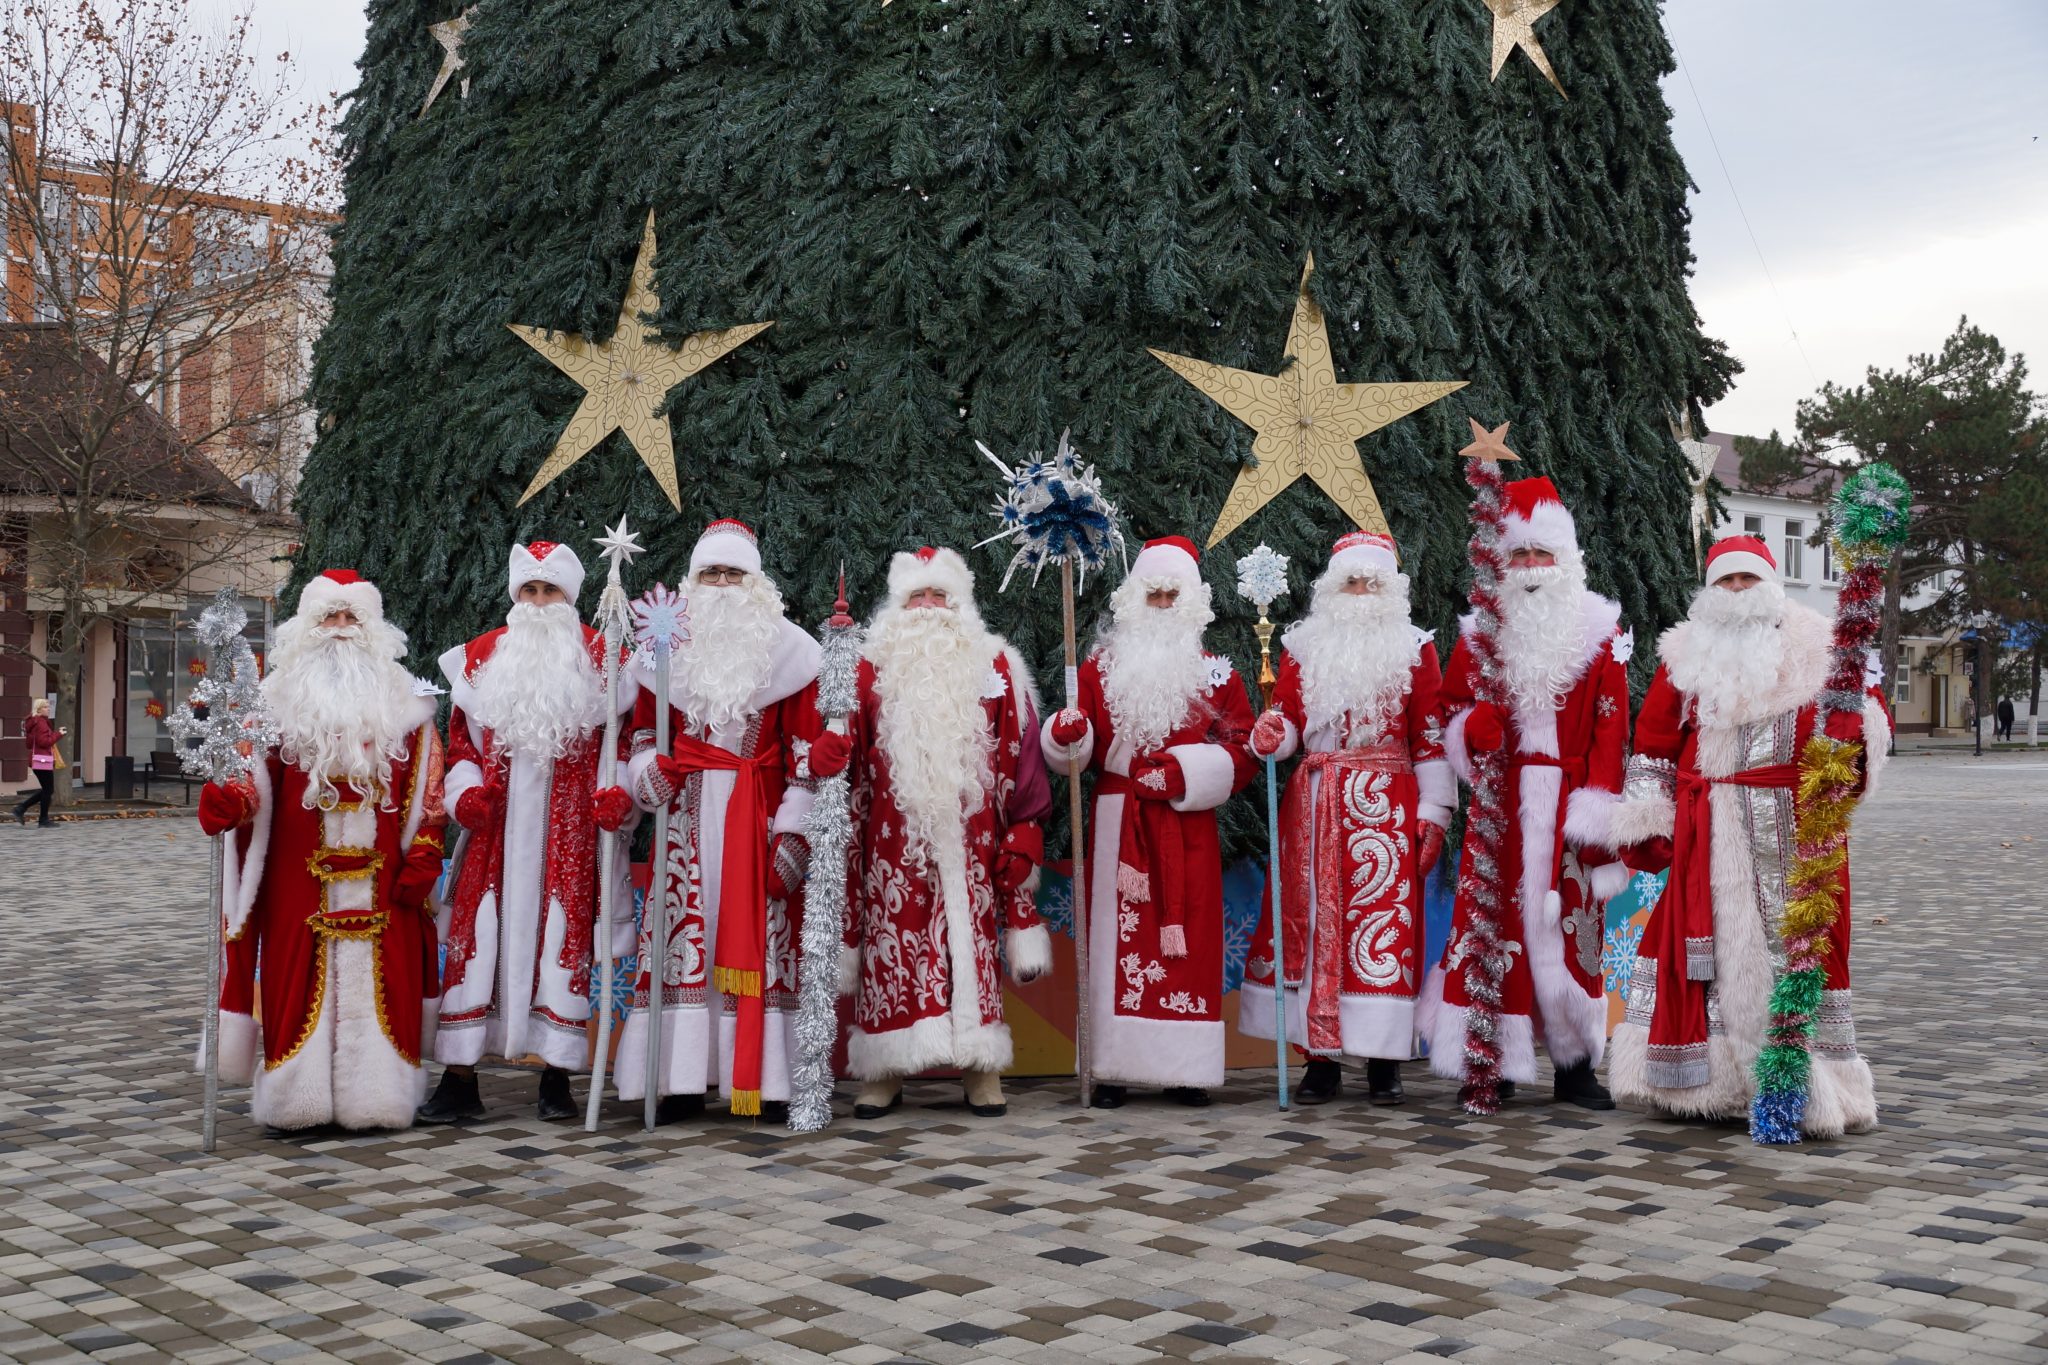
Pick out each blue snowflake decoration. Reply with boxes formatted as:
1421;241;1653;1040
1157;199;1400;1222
1033;871;1075;938
974;429;1127;592
1603;919;1646;1000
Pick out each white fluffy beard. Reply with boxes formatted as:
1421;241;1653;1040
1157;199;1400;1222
1284;572;1417;742
1671;580;1790;729
863;605;996;863
670;575;784;731
1498;557;1592;712
264;617;419;810
471;602;602;762
1098;575;1213;752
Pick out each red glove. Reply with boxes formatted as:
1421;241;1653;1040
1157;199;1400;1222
593;785;634;832
392;839;444;912
1050;708;1089;745
197;780;254;836
453;779;503;831
767;832;808;901
1250;709;1288;758
808;730;852;779
1464;701;1506;753
1129;752;1186;802
1417;821;1446;876
1824;708;1865;744
995;824;1043;892
1625;836;1675;874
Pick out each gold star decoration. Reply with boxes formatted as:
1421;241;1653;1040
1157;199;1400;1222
1149;254;1467;547
508;211;773;509
1484;0;1567;99
1459;418;1521;464
419;9;475;117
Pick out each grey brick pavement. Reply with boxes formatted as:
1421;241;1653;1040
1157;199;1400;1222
1;755;2045;1363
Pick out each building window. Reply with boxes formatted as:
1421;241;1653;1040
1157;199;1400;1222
1782;519;1805;581
1743;514;1764;538
1822;538;1836;583
1893;657;1911;705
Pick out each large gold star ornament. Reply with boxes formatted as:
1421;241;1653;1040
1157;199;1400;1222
1150;255;1466;547
509;212;773;509
1484;0;1567;99
419;9;475;117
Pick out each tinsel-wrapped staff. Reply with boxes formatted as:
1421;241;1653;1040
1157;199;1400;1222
976;429;1126;1106
166;588;281;1153
789;568;862;1133
1453;418;1521;1117
1234;544;1293;1110
1750;462;1910;1145
629;583;690;1131
583;518;642;1132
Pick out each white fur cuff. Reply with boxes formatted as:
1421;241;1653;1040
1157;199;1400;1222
1039;714;1095;772
1443;707;1474;783
205;1011;261;1086
1167;743;1237;813
1589;859;1631;903
1562;786;1621;852
442;759;484;825
626;747;670;811
1608;793;1677;847
837;944;861;998
1861;695;1893;795
1416;758;1455;828
1006;923;1053;983
771;785;816;836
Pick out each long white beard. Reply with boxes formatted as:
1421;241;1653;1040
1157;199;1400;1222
1672;581;1790;729
1498;560;1592;713
864;606;996;864
1098;576;1214;752
1284;577;1418;743
264;618;419;810
670;576;784;731
471;601;602;762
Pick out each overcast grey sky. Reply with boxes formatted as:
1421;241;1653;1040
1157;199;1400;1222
235;0;2048;441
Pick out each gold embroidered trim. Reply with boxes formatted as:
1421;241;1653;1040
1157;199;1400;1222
267;937;328;1071
307;845;384;882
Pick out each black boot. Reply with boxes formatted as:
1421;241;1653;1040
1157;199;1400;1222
416;1069;485;1125
1296;1058;1342;1105
656;1092;706;1125
1089;1083;1127;1110
1164;1087;1211;1108
1498;1079;1516;1100
13;801;27;826
536;1067;576;1121
757;1100;788;1125
1553;1060;1614;1111
1365;1058;1405;1106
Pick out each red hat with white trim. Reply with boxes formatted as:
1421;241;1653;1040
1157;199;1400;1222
1705;534;1777;585
689;518;763;578
1501;476;1579;557
886;544;976;607
1329;529;1399;578
296;568;384;625
507;538;586;602
1127;535;1201;588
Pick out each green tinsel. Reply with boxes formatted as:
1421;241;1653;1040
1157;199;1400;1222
1766;966;1826;1020
1834;462;1912;552
1753;1043;1812;1094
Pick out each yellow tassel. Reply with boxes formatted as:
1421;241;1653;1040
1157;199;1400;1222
729;1089;761;1117
713;966;762;998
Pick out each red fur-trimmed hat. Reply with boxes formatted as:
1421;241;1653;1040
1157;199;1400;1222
1127;535;1201;587
689;518;763;578
1705;534;1777;585
508;539;586;601
1501;476;1578;557
296;568;383;625
1330;529;1399;577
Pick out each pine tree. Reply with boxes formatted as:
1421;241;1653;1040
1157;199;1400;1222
299;0;1733;855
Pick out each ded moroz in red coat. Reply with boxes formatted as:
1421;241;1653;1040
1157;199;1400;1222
1044;651;1259;1089
1239;640;1453;1061
1606;598;1890;1137
433;623;634;1074
1416;594;1632;1083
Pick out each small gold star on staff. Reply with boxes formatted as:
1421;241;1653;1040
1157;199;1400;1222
1459;418;1521;464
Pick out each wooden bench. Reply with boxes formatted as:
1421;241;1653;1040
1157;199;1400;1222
139;748;198;803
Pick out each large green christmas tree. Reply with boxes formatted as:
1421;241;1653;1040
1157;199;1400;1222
300;0;1733;699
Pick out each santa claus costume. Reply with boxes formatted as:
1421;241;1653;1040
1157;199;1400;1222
1607;536;1889;1137
418;540;634;1124
1239;532;1453;1105
198;570;446;1134
1042;536;1258;1109
601;520;821;1121
1416;478;1630;1108
808;546;1052;1120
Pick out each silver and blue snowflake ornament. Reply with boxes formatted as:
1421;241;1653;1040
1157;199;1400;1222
1234;544;1290;613
974;428;1127;592
630;582;690;659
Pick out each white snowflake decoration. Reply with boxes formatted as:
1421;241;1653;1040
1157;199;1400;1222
630;582;690;657
1234;544;1290;612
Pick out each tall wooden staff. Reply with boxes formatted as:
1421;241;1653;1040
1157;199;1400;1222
1234;545;1292;1109
629;583;691;1131
583;518;642;1131
1454;419;1521;1116
976;430;1125;1108
166;588;279;1153
1750;462;1910;1144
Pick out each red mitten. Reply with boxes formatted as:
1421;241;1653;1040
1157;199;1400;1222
1417;821;1446;876
197;780;254;836
1129;752;1186;802
1624;836;1675;875
453;779;503;831
1250;709;1288;758
1050;708;1089;745
392;840;444;911
1824;708;1865;744
593;785;634;832
1464;701;1506;753
995;823;1043;892
808;730;852;779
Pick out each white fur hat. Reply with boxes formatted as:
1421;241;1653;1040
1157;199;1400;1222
1127;535;1202;588
689;519;763;578
1328;530;1399;579
886;545;976;607
296;569;383;625
507;539;586;602
1501;476;1579;557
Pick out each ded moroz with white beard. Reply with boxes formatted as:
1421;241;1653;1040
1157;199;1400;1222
417;540;634;1126
1415;477;1632;1109
1239;531;1454;1106
1606;535;1891;1137
594;520;823;1122
1042;536;1258;1109
806;546;1053;1121
198;570;448;1134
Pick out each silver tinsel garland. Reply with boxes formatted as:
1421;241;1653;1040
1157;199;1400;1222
165;588;279;784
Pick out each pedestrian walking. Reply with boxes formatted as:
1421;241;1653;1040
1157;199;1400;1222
12;699;64;827
1996;697;2015;742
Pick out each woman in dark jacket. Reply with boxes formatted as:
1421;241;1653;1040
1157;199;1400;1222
14;699;64;827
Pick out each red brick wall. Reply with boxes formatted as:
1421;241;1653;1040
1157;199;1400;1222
177;340;213;446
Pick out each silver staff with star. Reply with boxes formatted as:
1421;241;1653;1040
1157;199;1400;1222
583;517;642;1131
1234;544;1294;1110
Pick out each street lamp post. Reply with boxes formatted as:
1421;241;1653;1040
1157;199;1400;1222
1972;612;1995;757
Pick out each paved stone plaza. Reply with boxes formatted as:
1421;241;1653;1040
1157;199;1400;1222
1;755;2044;1364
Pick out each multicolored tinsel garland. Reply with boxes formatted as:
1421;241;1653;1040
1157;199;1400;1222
788;578;862;1133
1750;462;1910;1144
165;588;279;785
1457;458;1515;1116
